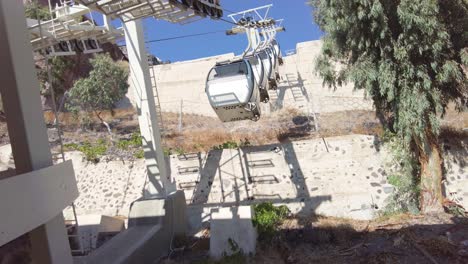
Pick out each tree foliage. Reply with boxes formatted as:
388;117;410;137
310;0;467;212
67;53;129;127
24;0;52;20
37;56;73;99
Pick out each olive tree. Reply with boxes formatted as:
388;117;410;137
310;0;467;213
67;53;129;134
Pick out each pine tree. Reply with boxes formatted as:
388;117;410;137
310;0;467;213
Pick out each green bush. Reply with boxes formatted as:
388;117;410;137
67;53;129;128
213;141;239;150
24;1;52;20
66;140;108;163
129;131;143;146
133;149;144;159
212;139;252;150
116;140;131;150
117;132;144;158
63;143;79;151
163;148;171;157
252;202;289;241
163;147;186;156
80;140;108;163
382;131;420;215
193;238;246;264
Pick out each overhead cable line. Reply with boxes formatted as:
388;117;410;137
117;30;226;46
119;6;268;46
217;16;239;26
220;7;238;14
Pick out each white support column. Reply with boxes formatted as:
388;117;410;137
123;19;175;198
0;1;73;263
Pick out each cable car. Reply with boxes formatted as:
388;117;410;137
206;59;261;122
271;39;283;65
246;54;269;103
258;49;278;89
266;47;280;82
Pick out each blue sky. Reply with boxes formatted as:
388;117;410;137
100;1;323;62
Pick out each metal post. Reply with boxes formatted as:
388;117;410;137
0;1;73;263
123;19;175;197
179;99;183;132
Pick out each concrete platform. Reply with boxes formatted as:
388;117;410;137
79;191;187;264
210;206;256;259
174;135;391;229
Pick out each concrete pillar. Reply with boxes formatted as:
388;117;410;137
123;19;175;198
0;1;72;263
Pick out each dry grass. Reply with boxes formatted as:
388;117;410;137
160;108;308;153
318;110;384;138
164;213;467;264
1;105;465;156
440;103;468;130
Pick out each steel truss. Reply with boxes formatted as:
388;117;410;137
75;0;223;23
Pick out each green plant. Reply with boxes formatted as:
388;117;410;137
213;141;239;150
382;131;420;215
63;143;79;151
133;149;144;159
117;132;143;152
67;54;129;134
217;238;246;264
116;139;131;150
252;202;289;241
24;1;52;20
129;131;143;146
309;0;468;213
174;147;185;155
37;56;73;100
163;148;171;157
77;140;108;163
444;201;467;217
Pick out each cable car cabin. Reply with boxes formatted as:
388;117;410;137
271;39;284;65
206;59;261;122
258;49;277;89
266;47;280;81
246;54;269;103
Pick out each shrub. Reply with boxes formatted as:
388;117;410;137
67;53;129;132
382;131;420;215
252;202;289;241
133;149;144;159
63;143;79;151
24;1;52;20
79;140;108;163
213;141;239;150
65;140;109;163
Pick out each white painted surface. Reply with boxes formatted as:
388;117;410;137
1;1;76;262
0;161;78;246
210;206;256;259
50;135;465;230
207;76;251;106
124;19;173;197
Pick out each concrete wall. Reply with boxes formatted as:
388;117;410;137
1;133;466;230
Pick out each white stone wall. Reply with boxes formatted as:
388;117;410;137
2;134;465;225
